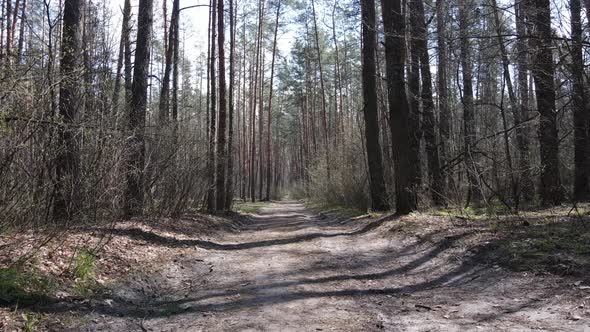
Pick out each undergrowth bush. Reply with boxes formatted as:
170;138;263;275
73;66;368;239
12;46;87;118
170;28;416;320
22;312;41;331
0;266;54;304
304;144;369;212
72;248;97;296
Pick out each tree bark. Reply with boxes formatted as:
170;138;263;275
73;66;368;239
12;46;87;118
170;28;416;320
381;0;417;214
258;46;266;201
412;0;443;205
249;0;264;202
215;0;227;210
111;0;130;114
0;0;5;64
490;0;518;206
122;0;133;128
206;0;217;212
311;0;330;180
158;0;179;125
530;0;563;205
436;0;451;198
171;0;179;136
240;14;247;201
513;0;535;203
162;0;167;55
5;0;11;62
265;0;280;201
459;0;481;205
570;0;590;200
10;0;19;51
332;0;344;154
361;0;389;211
53;0;84;221
408;0;422;188
15;0;25;62
205;1;212;151
225;0;237;210
124;0;153;216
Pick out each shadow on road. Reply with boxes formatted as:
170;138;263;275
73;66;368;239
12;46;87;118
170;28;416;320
27;202;583;329
107;209;396;251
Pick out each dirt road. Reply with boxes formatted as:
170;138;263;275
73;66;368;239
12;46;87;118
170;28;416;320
55;201;588;331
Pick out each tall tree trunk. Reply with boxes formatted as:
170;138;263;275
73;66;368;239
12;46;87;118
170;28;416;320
81;3;93;117
459;0;481;205
158;0;179;125
124;0;153;216
15;0;25;62
490;0;518;206
412;0;443;205
225;0;237;210
381;0;416;214
53;0;84;221
258;51;266;200
5;0;11;62
205;1;212;152
515;0;534;202
361;0;389;211
571;0;590;201
111;0;131;114
311;0;330;180
162;0;167;55
436;0;451;198
215;0;227;210
0;0;5;64
171;0;179;139
122;0;132;125
265;0;280;201
250;0;264;202
240;15;247;201
10;0;19;51
408;0;422;188
249;54;256;202
530;0;563;205
45;0;58;117
332;0;344;155
207;0;217;212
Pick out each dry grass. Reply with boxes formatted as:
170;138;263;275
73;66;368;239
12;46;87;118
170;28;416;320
0;212;240;330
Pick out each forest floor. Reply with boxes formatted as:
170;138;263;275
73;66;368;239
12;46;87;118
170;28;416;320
2;201;590;331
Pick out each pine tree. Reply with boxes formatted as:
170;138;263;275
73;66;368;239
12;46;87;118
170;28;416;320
124;0;154;216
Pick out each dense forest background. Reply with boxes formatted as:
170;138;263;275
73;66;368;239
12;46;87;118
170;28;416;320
0;0;587;228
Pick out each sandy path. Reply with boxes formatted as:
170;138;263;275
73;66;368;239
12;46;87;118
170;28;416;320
57;201;589;331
